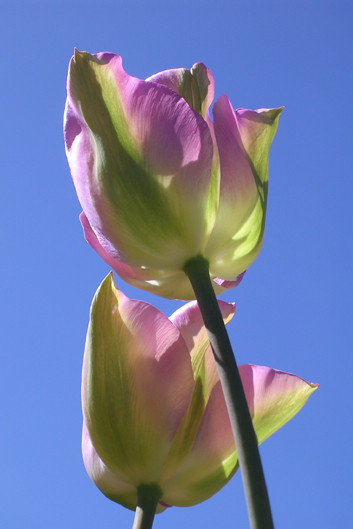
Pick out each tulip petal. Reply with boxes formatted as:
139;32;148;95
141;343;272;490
80;211;230;300
161;379;237;507
65;51;213;271
82;422;136;510
161;365;317;506
82;274;195;485
170;299;235;347
170;299;235;397
156;300;235;483
147;63;219;241
213;271;246;289
82;423;167;513
205;95;261;278
80;212;161;283
205;96;281;280
147;62;214;119
235;107;283;203
240;364;318;444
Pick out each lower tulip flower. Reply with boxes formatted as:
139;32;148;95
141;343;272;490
82;274;317;515
64;51;282;300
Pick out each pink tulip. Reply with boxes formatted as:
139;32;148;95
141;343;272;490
64;51;282;299
82;274;317;510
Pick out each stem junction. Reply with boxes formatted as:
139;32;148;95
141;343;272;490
132;484;161;529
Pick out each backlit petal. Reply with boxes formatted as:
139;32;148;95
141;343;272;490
240;364;318;444
65;51;213;271
82;274;194;485
148;62;214;119
80;212;230;300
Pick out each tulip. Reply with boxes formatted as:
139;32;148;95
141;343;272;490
82;274;317;511
64;51;282;299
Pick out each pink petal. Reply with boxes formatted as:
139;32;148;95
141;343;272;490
161;364;317;506
81;212;229;301
213;271;246;289
170;299;235;354
147;62;214;118
239;364;318;444
80;212;158;282
213;95;259;206
65;51;214;272
170;300;235;415
159;377;236;507
204;94;264;280
235;107;283;174
82;275;196;483
106;55;213;193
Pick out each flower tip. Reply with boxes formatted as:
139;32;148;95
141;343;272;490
267;106;284;123
272;106;284;117
217;93;228;103
217;299;236;323
191;61;207;70
254;106;283;123
91;273;128;322
96;271;117;300
72;49;96;67
70;49;88;73
73;48;84;62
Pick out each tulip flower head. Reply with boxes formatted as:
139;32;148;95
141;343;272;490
82;274;317;511
64;51;282;299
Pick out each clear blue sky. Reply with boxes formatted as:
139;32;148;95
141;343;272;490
1;1;352;527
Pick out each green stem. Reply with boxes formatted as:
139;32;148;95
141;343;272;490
184;255;274;529
132;485;161;529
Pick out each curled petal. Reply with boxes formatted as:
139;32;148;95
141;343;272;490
162;364;317;506
213;271;246;289
239;364;318;444
147;62;214;119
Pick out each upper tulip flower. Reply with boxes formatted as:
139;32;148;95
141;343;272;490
64;51;282;299
82;273;317;511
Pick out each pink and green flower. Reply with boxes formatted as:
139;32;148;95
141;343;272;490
64;51;282;299
82;274;317;510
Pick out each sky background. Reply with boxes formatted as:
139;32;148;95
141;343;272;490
1;1;352;528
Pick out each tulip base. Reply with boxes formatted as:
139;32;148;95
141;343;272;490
183;255;274;529
132;485;161;529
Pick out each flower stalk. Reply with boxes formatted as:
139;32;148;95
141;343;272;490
184;255;274;529
132;485;161;529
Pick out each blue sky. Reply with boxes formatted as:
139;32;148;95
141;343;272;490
1;1;352;527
